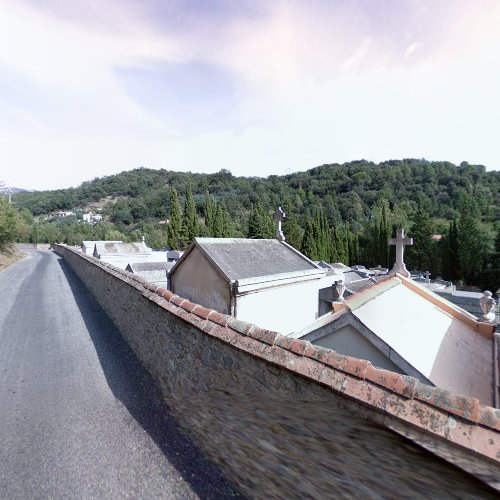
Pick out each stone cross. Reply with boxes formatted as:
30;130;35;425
388;228;413;278
274;207;286;242
424;270;431;283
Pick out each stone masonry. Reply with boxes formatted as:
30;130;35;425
53;245;500;499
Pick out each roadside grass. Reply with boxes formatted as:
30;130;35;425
0;244;25;272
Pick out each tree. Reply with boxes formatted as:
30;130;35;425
248;202;273;239
407;206;434;271
213;202;232;237
0;197;19;248
182;183;198;246
347;228;360;265
378;200;390;268
457;196;483;283
111;199;133;225
167;188;182;249
301;217;318;260
204;192;216;236
314;208;331;261
281;199;303;250
441;220;460;281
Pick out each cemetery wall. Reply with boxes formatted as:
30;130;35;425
53;245;500;498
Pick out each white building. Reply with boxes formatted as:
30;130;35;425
83;213;103;224
294;274;498;407
93;241;156;269
168;238;326;333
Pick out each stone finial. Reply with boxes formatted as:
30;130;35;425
479;290;497;323
274;207;286;242
388;228;413;278
335;280;346;302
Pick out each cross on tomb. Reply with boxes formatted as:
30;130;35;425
423;270;431;283
274;206;286;242
388;228;413;278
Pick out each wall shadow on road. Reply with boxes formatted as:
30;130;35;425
56;256;244;500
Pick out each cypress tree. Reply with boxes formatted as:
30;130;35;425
314;208;331;261
457;196;483;283
182;183;198;246
167;188;182;249
442;220;460;281
301;217;318;260
213;201;232;237
204;191;215;236
407;206;434;271
379;201;390;268
348;230;360;266
281;199;303;250
248;202;273;239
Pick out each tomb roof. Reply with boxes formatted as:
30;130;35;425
94;241;151;257
296;274;497;407
173;238;320;282
126;261;172;273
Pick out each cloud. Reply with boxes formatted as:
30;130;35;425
1;0;500;190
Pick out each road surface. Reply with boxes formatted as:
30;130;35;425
0;249;241;499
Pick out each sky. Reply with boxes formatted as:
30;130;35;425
1;0;500;191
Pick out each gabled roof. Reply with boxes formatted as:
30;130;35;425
296;274;497;407
94;242;151;257
170;238;321;283
126;261;172;273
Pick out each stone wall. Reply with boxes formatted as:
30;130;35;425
53;245;500;498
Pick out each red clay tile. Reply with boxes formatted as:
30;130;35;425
170;294;184;306
159;289;174;301
192;305;213;320
207;311;230;327
365;364;415;399
247;328;278;346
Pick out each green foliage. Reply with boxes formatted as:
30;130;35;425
213;202;232;238
440;221;459;281
407;206;435;272
8;159;500;286
167;188;182;249
181;183;199;246
281;199;303;250
248;202;273;239
300;217;318;259
0;197;20;248
457;196;484;282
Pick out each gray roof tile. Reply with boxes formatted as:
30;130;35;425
194;238;319;281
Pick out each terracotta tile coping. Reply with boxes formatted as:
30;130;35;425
54;246;500;463
345;273;495;339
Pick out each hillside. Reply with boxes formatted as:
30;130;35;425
13;159;500;225
8;159;500;289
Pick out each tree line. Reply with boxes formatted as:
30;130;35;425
5;159;500;290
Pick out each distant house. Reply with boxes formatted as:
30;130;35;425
82;213;103;224
168;238;326;333
53;210;75;218
294;273;498;407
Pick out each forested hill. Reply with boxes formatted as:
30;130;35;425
8;159;500;289
14;159;500;225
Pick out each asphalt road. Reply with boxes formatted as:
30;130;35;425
0;249;242;499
